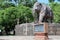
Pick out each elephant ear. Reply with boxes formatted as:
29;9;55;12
39;3;42;6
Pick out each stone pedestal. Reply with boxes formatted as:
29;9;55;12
34;23;48;40
34;36;48;40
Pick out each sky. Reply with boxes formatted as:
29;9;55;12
37;0;60;4
10;0;60;5
37;0;49;4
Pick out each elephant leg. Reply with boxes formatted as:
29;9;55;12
33;12;38;23
34;16;38;23
39;13;45;22
32;10;39;23
37;13;39;22
42;17;48;22
42;17;45;22
45;18;48;22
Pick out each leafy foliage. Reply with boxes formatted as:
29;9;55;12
0;0;34;35
0;2;15;10
50;3;60;23
0;4;33;34
18;0;37;7
49;0;55;3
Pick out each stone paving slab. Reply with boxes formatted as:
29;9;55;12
49;35;60;40
0;35;60;40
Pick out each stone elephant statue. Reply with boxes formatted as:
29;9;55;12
32;2;53;23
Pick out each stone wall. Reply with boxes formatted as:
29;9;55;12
15;23;34;36
48;23;60;35
15;23;60;35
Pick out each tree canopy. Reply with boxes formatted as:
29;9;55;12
0;3;33;35
50;3;60;23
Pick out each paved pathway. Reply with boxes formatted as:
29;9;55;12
0;35;60;40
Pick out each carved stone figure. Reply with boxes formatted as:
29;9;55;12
32;2;53;23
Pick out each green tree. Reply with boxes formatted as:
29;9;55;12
0;0;34;35
0;0;5;3
50;3;60;23
0;2;15;10
18;0;37;7
49;0;55;3
0;5;33;35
